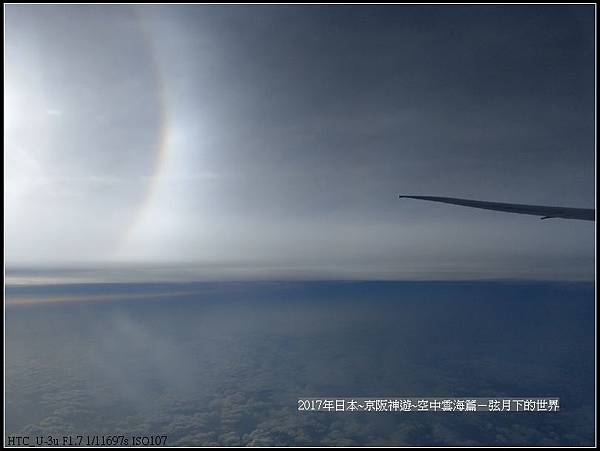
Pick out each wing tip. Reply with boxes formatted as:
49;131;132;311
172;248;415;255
399;195;420;199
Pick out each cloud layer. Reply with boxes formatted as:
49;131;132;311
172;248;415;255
5;281;595;445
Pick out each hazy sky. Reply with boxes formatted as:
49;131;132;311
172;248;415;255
5;5;595;280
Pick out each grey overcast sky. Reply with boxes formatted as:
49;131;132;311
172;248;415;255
4;5;596;280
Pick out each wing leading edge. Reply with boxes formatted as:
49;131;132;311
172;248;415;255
398;195;595;221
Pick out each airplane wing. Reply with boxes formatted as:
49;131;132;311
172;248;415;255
398;195;595;221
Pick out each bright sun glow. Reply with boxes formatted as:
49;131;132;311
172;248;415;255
5;56;56;212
